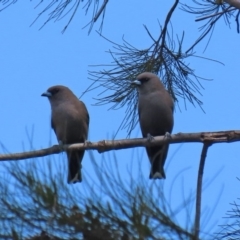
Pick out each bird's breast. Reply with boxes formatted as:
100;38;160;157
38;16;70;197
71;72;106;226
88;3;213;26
51;105;88;144
138;94;173;137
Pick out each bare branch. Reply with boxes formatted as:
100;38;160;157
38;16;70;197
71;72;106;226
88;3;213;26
0;130;240;161
194;143;211;240
156;0;179;58
93;0;109;22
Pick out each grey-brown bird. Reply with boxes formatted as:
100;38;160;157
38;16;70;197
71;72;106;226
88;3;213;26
132;72;174;179
42;85;89;184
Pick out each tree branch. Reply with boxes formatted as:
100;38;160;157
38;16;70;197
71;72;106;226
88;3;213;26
0;130;240;161
93;0;109;22
194;143;211;240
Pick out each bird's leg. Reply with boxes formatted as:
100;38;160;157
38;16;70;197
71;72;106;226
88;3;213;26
147;133;155;141
164;132;171;140
84;140;92;146
58;140;65;153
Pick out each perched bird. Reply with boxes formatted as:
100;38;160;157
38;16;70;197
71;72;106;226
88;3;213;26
42;85;89;184
132;72;174;179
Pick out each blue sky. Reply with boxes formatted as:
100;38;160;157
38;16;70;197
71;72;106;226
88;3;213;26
0;1;240;237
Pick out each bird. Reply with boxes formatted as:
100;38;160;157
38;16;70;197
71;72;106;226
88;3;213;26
41;85;89;184
132;72;174;179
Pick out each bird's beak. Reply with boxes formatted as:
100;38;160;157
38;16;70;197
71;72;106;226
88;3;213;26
132;80;141;86
41;91;52;97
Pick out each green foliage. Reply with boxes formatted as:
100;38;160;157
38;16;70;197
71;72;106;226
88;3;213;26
0;154;199;239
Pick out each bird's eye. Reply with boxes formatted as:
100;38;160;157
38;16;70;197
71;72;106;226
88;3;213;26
51;89;59;95
141;78;149;83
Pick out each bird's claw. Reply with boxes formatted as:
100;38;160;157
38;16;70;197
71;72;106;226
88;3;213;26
58;140;64;151
84;140;92;146
164;132;171;139
147;133;155;142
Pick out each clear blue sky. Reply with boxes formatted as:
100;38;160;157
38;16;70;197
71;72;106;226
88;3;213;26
0;1;239;237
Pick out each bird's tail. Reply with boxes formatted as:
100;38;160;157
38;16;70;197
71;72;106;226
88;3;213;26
149;166;166;179
67;150;84;184
148;144;169;179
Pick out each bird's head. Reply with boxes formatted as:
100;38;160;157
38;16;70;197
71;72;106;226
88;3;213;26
41;85;74;104
132;72;164;95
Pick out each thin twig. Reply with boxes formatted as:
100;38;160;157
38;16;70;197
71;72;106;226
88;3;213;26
93;0;109;22
154;0;179;57
195;7;234;22
194;142;211;240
